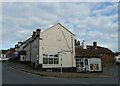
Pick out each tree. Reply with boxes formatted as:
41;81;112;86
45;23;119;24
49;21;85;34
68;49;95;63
75;39;80;46
75;39;77;46
77;41;80;46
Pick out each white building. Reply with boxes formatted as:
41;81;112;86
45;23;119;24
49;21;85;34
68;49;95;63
23;23;76;71
0;50;9;61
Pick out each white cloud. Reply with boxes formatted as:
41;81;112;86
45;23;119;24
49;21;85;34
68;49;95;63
2;2;118;51
1;0;119;2
92;3;118;15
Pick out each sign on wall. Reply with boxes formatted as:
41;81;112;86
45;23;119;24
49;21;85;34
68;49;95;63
89;58;100;71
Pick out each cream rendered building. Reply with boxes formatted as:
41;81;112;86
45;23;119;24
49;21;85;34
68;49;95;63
30;23;76;71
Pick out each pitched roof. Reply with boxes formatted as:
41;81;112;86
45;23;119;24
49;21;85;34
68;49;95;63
42;23;75;36
58;23;75;36
75;46;114;58
23;37;32;49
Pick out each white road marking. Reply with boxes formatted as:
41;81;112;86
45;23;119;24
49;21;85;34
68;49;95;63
47;76;90;84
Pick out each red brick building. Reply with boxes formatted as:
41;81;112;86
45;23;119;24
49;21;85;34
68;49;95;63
6;48;16;58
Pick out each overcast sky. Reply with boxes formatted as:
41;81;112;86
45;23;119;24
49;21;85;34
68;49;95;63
1;2;118;52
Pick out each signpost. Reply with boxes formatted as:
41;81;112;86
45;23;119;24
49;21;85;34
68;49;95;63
58;49;71;74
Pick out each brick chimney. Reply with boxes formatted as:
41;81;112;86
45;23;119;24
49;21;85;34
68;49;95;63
36;29;41;36
93;41;97;49
32;31;36;38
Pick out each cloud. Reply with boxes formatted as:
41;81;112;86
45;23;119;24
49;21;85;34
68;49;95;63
92;2;118;16
2;2;118;51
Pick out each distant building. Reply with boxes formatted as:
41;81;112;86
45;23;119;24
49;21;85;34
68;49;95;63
6;48;15;58
0;50;7;59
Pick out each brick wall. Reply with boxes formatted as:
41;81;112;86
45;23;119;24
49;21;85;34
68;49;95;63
101;54;115;66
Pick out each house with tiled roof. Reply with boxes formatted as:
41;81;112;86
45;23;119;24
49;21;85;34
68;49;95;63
75;41;115;72
0;50;7;58
0;50;10;61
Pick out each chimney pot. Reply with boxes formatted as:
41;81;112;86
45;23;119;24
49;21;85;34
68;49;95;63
32;31;36;38
82;40;87;49
93;41;97;49
36;29;41;35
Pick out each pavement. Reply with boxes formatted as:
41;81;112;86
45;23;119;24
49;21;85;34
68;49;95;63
5;61;115;78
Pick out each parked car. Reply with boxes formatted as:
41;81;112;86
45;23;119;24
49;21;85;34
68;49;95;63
0;58;9;62
115;55;120;64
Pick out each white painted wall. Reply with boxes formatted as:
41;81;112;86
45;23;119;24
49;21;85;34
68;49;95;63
31;37;39;66
23;43;31;61
0;54;6;59
39;23;76;68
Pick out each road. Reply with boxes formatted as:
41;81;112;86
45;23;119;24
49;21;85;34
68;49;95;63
2;62;120;85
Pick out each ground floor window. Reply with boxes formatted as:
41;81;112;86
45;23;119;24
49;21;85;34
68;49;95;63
49;58;53;64
76;58;84;67
85;59;88;65
54;58;59;64
43;58;48;64
43;54;59;64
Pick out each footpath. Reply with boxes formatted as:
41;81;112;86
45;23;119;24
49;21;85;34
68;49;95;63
5;61;115;78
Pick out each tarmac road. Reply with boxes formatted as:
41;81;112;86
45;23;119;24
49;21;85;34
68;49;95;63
2;61;120;85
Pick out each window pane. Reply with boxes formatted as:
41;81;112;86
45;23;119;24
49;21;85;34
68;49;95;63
43;58;48;64
85;59;88;65
54;54;58;57
54;58;59;64
80;62;84;67
49;55;53;58
49;58;53;64
76;59;79;62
